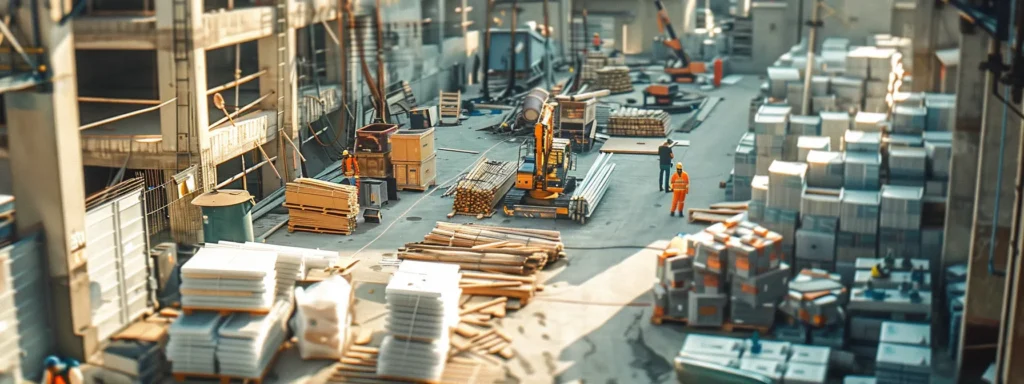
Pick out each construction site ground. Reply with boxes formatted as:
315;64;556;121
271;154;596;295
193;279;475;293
235;76;955;384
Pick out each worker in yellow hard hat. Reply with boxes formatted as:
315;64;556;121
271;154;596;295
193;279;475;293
341;150;360;188
592;32;602;52
669;162;689;217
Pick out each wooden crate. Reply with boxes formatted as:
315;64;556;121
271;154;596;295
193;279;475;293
355;151;392;178
391;128;436;163
393;154;437;191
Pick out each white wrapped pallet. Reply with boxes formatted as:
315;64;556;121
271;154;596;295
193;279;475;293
759;104;794;117
843;151;882;190
180;247;278;311
750;175;770;222
806;150;845;188
889;147;928;181
755;112;789;135
841;190;881;235
293;276;353;360
820;111;851;150
846;47;873;79
844;130;882;152
768;67;802;99
167;312;225;375
767;161;809;211
854;112;887;133
880;185;924;230
893;105;927;134
790;115;821;136
798;136;831;162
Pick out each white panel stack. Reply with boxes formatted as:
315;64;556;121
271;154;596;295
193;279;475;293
798;136;831;162
167;312;225;375
750;176;770;222
925;95;956;132
844;151;882;191
893;106;927;134
841;190;881;235
880;186;924;230
925;140;952;179
832;77;866;111
854;112;887;133
755;113;789;174
846;47;873;79
811;76;830;96
844;130;882;152
767;161;808;211
180;248;278;311
735;133;757;201
820;111;851;150
216;300;291;378
234;242;304;299
889;147;928;182
378;261;461;382
767;67;802;99
806;150;845;189
802;188;843;218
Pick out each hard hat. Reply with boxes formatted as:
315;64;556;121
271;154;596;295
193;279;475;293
593;33;599;37
44;356;60;368
343;150;350;156
675;162;683;170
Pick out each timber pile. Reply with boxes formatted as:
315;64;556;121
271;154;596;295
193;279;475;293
451;160;517;215
284;178;359;235
595;66;633;94
424;222;565;262
688;201;750;224
397;222;566;275
459;272;541;308
608;108;672;137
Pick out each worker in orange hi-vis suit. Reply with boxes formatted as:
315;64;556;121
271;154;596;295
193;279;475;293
341;150;361;189
592;33;602;52
669;162;690;217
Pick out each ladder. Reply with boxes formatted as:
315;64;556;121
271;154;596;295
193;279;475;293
172;0;194;176
275;0;297;177
438;91;461;126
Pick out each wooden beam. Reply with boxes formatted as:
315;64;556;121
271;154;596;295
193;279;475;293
79;98;177;131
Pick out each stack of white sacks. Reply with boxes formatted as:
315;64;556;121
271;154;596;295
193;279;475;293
378;261;461;382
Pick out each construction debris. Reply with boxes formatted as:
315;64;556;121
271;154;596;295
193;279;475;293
451;160;517;217
595;66;633;94
608;108;672;137
285;178;359;235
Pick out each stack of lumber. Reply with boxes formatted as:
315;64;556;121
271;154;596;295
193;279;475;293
451;160;517;216
688;201;750;224
285;178;359;235
595;66;633;93
328;342;507;383
608;108;672;137
459;272;541;308
422;221;565;263
581;52;608;82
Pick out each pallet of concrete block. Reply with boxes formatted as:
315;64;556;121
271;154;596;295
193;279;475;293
595;66;633;94
285;178;359;235
819;111;850;151
581;52;608;82
179;247;278;314
779;269;848;328
607;108;671;137
847;46;897;81
450;159;517;217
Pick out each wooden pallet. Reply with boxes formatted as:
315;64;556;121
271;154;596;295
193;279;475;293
181;306;271;317
438;91;462;125
283;203;358;217
173;343;285;384
397;177;438;192
446;210;495;220
287;224;353;235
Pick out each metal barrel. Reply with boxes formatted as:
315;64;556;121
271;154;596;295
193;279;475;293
522;88;551;123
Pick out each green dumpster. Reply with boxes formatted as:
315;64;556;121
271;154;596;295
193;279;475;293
191;189;255;243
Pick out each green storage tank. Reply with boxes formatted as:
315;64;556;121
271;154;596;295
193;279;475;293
191;189;255;243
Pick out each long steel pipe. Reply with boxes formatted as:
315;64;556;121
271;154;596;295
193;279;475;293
522;88;551;122
555;89;610;102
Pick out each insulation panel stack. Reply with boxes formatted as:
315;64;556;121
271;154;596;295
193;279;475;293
797;188;842;271
595;66;633;93
452;160;517;215
285;178;359;235
378;261;461;382
608;108;671;137
924;132;952;199
879;186;924;259
805;151;844;189
209;241;307;300
180;248;278;312
749;175;770;222
167;312;225;375
754;112;789;174
888;147;927;186
819;112;850;151
733;133;757;201
216;300;291;378
843;151;882;191
797;136;831;162
788;116;821;161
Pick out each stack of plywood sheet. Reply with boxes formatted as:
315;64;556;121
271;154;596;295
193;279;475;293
179;247;278;313
400;222;566;275
595;66;633;94
285;178;359;235
608;108;671;137
451;160;517;216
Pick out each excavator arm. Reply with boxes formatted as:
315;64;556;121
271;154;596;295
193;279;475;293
654;0;690;69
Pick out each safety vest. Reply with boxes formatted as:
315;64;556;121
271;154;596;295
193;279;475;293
671;171;690;192
592;36;601;47
47;369;70;384
343;156;359;176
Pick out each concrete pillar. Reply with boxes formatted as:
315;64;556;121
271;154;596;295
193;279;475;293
947;30;992;377
6;0;95;361
156;0;211;162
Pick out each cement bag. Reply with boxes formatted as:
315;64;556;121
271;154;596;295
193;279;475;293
294;275;352;360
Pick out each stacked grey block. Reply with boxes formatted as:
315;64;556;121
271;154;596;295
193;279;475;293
876;342;931;384
766;161;807;261
847;287;932;357
658;251;694;319
798;188;842;271
925;94;956;132
730;254;791;327
768;67;802;100
749;175;770;222
924;131;952;199
844;151;882;190
797;136;831;162
691;233;728;327
888;147;927;187
216;301;291;378
755;112;789;174
879;186;924;259
854;112;887;133
733;133;757;201
806;151;845;189
893;106;927;134
820;112;851;151
788;116;821;161
832;76;866;113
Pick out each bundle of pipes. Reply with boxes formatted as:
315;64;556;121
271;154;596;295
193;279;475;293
595;66;633;94
608;108;672;137
422;222;565;261
569;153;616;224
452;160;518;215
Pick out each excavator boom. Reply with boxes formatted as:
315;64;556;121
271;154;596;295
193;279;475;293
654;0;690;69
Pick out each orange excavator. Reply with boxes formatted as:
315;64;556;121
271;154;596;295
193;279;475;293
654;0;702;83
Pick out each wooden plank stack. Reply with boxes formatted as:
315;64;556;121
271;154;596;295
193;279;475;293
284;178;359;235
608;108;672;137
451;160;517;216
581;52;608;82
397;222;566;275
595;66;633;94
459;272;541;308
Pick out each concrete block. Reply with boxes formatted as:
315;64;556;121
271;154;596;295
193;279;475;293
688;293;728;327
796;230;837;262
732;263;792;306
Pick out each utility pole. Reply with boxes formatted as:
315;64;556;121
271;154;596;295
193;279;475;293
800;0;821;116
542;0;552;88
483;0;494;101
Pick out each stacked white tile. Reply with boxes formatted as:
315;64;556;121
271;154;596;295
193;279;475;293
925;140;952;179
223;242;304;299
854;112;887;133
844;130;882;153
875;343;931;384
167;312;225;375
797;136;831;162
888;147;928;180
820;111;851;150
755;112;789;174
801;188;843;218
180;248;278;311
805;150;845;189
216;300;291;377
749;175;770;222
378;261;461;382
767;161;808;211
811;76;830;96
846;47;873;79
767;67;801;99
893;106;927;134
880;185;924;230
841;190;882;235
